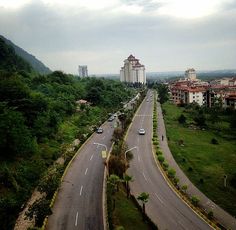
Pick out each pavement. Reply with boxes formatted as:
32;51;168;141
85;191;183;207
157;101;236;230
126;90;211;230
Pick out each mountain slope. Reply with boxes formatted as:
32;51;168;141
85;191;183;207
0;35;51;74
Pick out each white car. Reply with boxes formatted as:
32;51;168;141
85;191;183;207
96;127;103;134
138;128;145;135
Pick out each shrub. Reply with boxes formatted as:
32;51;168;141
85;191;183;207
207;210;214;220
173;177;179;185
157;155;165;163
178;114;186;124
211;138;219;145
188;167;193;172
191;195;200;206
168;168;176;178
162;161;169;170
156;150;162;155
181;184;188;193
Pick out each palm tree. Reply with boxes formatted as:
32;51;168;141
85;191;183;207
137;192;149;218
108;174;120;192
123;174;133;198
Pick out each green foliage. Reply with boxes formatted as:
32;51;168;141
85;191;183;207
162;161;169;170
178;114;186;124
167;168;176;178
162;102;236;216
191;195;200;206
181;184;188;193
137;192;149;204
211;138;218;145
207;210;214;220
157;155;165;163
157;84;169;104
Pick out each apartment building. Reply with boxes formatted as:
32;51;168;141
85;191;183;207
120;54;146;84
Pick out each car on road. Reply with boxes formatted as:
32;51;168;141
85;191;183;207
96;127;103;134
138;128;145;135
108;116;114;122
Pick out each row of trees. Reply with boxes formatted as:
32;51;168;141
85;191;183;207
0;69;134;229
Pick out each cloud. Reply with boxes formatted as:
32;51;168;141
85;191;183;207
0;0;235;74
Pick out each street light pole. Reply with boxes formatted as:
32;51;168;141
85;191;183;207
125;146;138;161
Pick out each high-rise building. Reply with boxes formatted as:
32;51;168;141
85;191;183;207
120;54;146;84
185;68;196;80
78;65;88;77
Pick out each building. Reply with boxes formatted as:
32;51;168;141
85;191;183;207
185;68;197;80
120;54;146;84
78;65;88;77
170;71;236;109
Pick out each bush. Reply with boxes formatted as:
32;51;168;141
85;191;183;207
167;168;176;178
207;210;214;220
191;195;200;206
188;167;193;172
211;138;219;145
178;114;186;124
181;184;188;193
162;161;169;170
157;155;165;163
156;150;162;155
173;177;179;185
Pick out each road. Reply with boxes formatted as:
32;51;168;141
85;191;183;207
126;90;212;230
46;121;114;230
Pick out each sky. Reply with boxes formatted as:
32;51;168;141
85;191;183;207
0;0;236;74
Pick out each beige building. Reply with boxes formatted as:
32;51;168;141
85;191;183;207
120;54;146;84
185;68;197;80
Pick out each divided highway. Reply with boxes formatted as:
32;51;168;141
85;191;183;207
126;90;212;230
46;121;114;230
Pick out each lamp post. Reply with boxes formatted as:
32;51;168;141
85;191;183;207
125;146;138;161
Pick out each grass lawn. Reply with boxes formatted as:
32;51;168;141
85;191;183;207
162;102;236;217
112;187;153;230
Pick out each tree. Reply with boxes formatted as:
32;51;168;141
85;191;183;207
194;113;206;127
123;174;133;198
191;195;200;206
137;192;149;218
108;174;120;193
168;168;176;178
181;184;188;194
157;84;169;104
178;114;186;124
26;197;52;227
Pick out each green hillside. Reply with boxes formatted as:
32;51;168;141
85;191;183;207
0;35;51;74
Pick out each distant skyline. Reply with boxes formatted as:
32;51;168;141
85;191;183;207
0;0;236;74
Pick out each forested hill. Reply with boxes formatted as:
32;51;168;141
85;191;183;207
0;35;51;74
0;36;33;73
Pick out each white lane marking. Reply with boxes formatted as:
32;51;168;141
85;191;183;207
90;154;94;161
80;186;83;196
75;212;78;226
85;168;88;175
102;136;106;140
143;172;148;181
155;193;164;204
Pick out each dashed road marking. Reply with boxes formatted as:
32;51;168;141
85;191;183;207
85;168;88;175
155;193;164;204
80;186;83;196
90;154;94;161
143;172;148;181
75;212;78;226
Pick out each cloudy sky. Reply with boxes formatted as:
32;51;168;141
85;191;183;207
0;0;236;74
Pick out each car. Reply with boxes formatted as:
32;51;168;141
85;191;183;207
108;116;114;122
138;128;145;135
96;127;103;134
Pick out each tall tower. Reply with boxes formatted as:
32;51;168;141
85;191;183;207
120;54;146;84
78;65;88;77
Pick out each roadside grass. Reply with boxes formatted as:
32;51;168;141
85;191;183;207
112;187;152;230
162;102;236;217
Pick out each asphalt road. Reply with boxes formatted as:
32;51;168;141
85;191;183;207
126;90;212;230
46;121;114;230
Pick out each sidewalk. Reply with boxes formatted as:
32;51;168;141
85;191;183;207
157;102;236;230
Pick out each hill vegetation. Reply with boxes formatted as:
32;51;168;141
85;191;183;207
0;35;51;74
0;37;135;229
